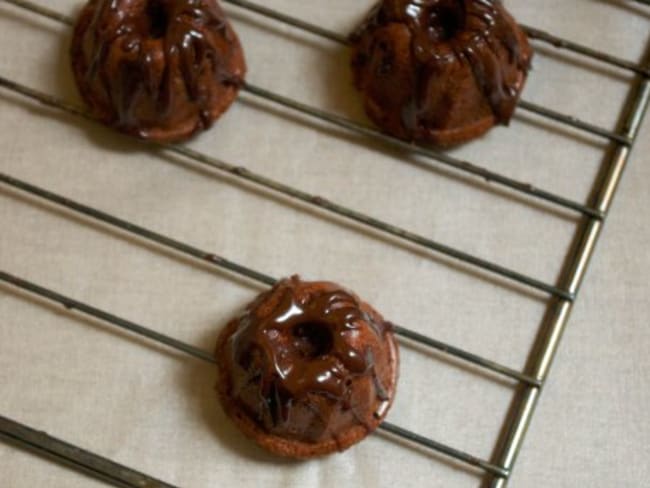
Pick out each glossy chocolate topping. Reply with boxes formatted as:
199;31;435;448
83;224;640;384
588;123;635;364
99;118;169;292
351;0;533;144
71;0;246;141
217;277;398;446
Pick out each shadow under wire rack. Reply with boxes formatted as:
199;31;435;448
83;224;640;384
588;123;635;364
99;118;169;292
0;0;649;486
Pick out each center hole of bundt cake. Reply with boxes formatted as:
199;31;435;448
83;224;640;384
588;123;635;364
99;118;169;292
146;0;169;39
293;322;334;358
429;1;465;41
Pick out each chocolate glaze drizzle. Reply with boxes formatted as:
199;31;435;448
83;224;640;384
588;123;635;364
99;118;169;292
351;0;532;134
221;277;395;443
72;0;244;138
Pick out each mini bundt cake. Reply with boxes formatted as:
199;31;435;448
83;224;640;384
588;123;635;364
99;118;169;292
350;0;533;146
70;0;246;142
215;276;399;458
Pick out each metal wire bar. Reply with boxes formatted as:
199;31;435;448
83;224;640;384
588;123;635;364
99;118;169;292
0;78;573;301
0;415;178;488
488;41;650;488
0;172;278;286
240;82;605;219
518;101;629;145
516;100;631;146
0;271;508;478
391;325;541;387
521;24;650;77
0;0;607;219
378;422;509;478
170;145;574;299
224;0;349;44
0;271;217;364
0;173;539;386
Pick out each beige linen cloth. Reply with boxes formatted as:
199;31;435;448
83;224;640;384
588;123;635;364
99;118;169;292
1;1;649;486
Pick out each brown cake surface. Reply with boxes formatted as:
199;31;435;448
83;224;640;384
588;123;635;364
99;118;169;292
215;276;399;458
70;0;246;142
350;0;533;146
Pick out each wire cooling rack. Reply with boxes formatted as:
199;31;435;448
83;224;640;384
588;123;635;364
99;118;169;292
0;0;649;486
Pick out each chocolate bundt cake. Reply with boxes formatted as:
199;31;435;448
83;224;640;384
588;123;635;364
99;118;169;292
215;276;399;458
71;0;246;142
350;0;533;146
